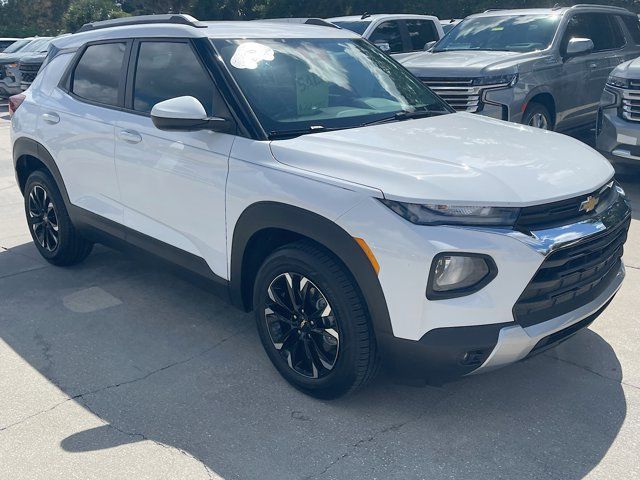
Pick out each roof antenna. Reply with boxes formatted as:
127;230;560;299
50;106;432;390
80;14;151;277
361;12;371;20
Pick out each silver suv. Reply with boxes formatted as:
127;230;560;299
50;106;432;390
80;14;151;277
401;5;640;132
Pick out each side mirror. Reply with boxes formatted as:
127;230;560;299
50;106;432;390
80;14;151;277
374;41;391;52
151;96;235;133
565;37;594;58
424;41;437;51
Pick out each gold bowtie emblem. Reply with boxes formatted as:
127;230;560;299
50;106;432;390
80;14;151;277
579;195;599;213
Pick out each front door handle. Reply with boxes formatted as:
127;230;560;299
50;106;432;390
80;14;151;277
589;62;598;69
41;112;60;124
118;129;142;144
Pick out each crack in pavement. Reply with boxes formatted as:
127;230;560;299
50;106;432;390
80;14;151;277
0;325;251;434
304;389;451;479
543;353;640;392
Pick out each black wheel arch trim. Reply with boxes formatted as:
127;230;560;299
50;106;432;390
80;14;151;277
13;137;71;204
230;201;395;342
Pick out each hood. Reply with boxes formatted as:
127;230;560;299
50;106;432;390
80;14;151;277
19;52;46;65
401;50;539;77
612;57;640;79
0;51;36;63
269;113;613;206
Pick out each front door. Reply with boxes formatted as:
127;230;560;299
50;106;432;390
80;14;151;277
114;40;234;279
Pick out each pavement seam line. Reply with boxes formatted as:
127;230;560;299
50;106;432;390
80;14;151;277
543;353;640;391
0;325;251;434
0;264;49;280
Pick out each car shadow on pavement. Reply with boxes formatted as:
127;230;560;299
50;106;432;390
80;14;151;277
0;241;627;479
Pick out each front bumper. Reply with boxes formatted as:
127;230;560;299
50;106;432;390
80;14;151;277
597;108;640;168
340;187;631;383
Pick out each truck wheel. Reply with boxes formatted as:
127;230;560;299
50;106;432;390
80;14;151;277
24;170;93;266
253;241;379;398
523;103;553;130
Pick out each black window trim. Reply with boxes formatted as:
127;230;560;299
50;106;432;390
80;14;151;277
59;39;133;111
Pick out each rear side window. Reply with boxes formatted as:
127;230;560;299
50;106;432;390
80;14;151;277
405;19;439;51
132;41;214;114
563;13;625;52
71;42;126;106
621;15;640;44
369;21;404;53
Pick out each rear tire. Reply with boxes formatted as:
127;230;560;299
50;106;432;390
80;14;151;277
24;170;93;266
253;241;379;398
523;103;553;130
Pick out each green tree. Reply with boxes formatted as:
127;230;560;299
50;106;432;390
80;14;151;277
63;0;128;32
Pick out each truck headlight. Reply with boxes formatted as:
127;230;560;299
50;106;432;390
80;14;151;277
380;199;520;227
473;73;518;87
427;253;497;299
607;76;630;89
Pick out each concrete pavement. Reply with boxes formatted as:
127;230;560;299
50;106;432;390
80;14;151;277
1;108;640;479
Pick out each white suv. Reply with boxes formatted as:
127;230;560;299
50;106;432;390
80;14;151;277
11;15;631;398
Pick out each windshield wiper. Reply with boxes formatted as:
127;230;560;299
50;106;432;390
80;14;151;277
360;109;445;127
268;125;340;140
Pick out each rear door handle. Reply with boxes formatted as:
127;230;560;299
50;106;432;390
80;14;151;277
41;112;60;124
118;129;142;144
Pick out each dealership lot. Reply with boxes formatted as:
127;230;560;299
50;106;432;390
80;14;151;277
1;101;640;480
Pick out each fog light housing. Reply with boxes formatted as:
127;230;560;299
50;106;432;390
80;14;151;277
427;253;497;300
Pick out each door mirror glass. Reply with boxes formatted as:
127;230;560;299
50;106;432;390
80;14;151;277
374;41;390;52
151;96;235;133
566;37;594;57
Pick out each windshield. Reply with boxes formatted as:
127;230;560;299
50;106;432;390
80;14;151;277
3;39;31;54
213;38;450;137
434;14;561;53
330;21;371;35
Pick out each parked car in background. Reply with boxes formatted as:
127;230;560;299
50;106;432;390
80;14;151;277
326;13;444;59
0;37;51;97
596;57;640;169
11;14;630;398
440;19;461;34
401;5;640;132
1;38;33;54
0;38;21;52
19;34;70;91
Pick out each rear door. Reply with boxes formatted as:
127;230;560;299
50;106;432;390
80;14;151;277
36;41;129;224
114;39;234;278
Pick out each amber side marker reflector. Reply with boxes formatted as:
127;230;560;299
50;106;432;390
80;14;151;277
354;237;380;275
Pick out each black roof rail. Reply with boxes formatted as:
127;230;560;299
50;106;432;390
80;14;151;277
76;14;207;33
304;18;341;28
361;12;372;20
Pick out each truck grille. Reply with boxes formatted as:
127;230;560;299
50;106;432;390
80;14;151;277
420;78;481;112
516;181;617;230
19;63;41;84
513;217;630;328
619;81;640;122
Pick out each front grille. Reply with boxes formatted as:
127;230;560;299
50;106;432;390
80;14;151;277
618;82;640;122
516;181;617;230
0;64;6;79
513;217;630;328
420;77;482;112
19;63;41;84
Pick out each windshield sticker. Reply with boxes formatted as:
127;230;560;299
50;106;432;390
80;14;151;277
296;64;329;116
231;42;275;70
491;26;504;31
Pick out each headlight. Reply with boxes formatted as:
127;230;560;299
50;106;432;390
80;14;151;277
607;75;629;89
7;62;17;68
380;199;520;226
427;253;497;299
473;73;518;87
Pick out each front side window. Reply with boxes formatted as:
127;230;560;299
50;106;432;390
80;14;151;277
133;41;214;114
369;21;404;53
406;19;439;51
71;42;126;106
563;13;625;52
213;38;450;136
434;14;561;53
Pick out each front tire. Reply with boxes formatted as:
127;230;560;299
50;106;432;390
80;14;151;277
253;241;378;398
24;170;93;266
523;103;553;130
